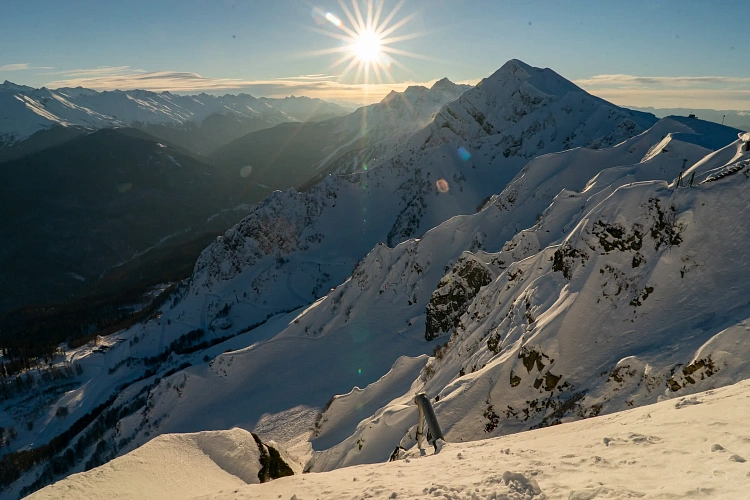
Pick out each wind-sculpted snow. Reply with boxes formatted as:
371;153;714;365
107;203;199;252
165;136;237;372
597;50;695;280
25;428;295;500
307;131;750;471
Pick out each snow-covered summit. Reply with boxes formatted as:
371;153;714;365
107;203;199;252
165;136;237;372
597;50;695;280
414;59;654;153
431;76;462;92
0;80;34;92
190;61;656;313
481;58;582;97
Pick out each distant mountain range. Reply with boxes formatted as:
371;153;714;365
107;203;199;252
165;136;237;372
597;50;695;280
0;81;353;155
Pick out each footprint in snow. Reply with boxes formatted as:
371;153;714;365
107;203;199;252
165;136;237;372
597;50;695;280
674;396;702;409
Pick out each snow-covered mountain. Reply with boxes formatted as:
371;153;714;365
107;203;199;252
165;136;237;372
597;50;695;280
10;60;750;497
304;122;749;472
208;78;470;191
0;82;348;147
26;378;750;499
309;78;474;176
192;61;654;318
257;95;353;122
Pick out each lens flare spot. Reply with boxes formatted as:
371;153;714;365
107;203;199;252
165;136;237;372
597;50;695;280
240;165;253;178
436;179;450;193
457;146;471;161
311;7;326;25
362;164;368;171
325;12;342;27
358;368;362;375
117;182;132;193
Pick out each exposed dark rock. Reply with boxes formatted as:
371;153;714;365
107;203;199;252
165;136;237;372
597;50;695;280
251;433;294;483
425;256;493;340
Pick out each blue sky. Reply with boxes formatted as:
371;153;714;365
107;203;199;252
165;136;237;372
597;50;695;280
1;0;747;108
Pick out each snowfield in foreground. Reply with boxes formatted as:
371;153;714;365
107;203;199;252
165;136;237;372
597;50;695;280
30;378;750;499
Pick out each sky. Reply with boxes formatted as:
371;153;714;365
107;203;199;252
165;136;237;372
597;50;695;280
0;0;748;109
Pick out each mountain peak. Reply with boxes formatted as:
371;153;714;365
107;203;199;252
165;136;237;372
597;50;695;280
0;80;33;92
431;77;457;91
498;58;535;73
479;59;583;99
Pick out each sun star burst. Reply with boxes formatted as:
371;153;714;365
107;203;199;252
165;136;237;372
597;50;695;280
309;0;425;85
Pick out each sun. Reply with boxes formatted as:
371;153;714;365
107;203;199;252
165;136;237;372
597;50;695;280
352;30;383;63
309;0;426;85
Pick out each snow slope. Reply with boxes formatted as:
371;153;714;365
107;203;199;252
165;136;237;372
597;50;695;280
25;428;269;500
306;128;750;471
7;118;740;499
29;379;750;499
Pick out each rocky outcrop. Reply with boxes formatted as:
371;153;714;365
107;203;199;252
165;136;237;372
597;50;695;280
425;254;493;340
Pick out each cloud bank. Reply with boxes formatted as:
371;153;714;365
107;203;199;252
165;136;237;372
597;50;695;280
575;74;750;110
0;63;52;71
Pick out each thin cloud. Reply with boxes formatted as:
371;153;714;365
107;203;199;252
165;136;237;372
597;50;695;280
43;70;456;104
576;74;750;88
40;66;145;77
587;88;750;110
0;63;31;71
0;63;52;71
574;73;750;110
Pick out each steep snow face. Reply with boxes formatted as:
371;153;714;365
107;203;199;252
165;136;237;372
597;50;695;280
307;129;750;471
0;86;292;144
31;380;750;499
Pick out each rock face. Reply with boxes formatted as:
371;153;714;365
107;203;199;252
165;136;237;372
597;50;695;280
425;254;493;341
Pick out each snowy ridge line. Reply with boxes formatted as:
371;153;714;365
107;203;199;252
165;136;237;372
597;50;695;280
0;82;351;144
27;379;750;499
305;125;750;472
